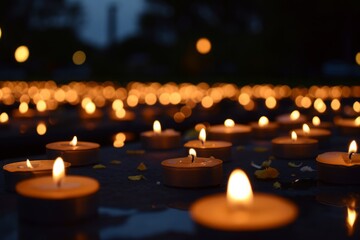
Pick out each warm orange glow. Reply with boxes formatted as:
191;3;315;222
302;124;310;135
0;27;2;39
224;119;235;128
85;101;96;114
113;132;126;148
348;140;357;154
174;112;185;123
355;52;360;65
330;99;341;111
36;122;47;135
196;38;211;54
314;98;326;113
199;128;206;144
36;100;47;112
238;93;251;106
355;117;360;126
0;112;9;123
70;136;78;146
347;200;357;236
301;96;312;109
153;120;161;134
290;110;300;121
354;101;360;113
145;93;157;105
201;96;213;108
53;157;65;186
195;123;206;132
189;148;197;157
26;159;33;169
312;116;321;126
72;50;86;65
115;108;126;119
291;131;297;141
226;169;253;209
265;96;277;109
112;99;124;110
14;45;30;63
258;116;269;127
127;95;139;107
19;102;29;114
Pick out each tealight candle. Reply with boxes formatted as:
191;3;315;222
3;159;71;192
207;119;252;145
184;128;232;162
309;116;333;129
0;112;9;129
46;136;100;166
12;102;36;118
190;169;297;231
16;157;99;224
334;117;360;135
109;108;135;122
316;140;360;184
161;148;223;188
276;110;306;131
293;123;331;147
272;131;318;159
140;120;181;150
250;116;279;139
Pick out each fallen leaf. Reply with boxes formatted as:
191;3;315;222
137;162;147;171
300;166;316;172
261;159;272;168
254;167;279;179
128;175;146;181
273;181;281;189
254;147;268;152
110;160;122;165
288;162;303;168
93;164;106;169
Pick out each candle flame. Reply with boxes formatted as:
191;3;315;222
153;120;161;134
199;128;206;144
84;101;96;114
355;117;360;126
0;112;9;123
291;131;297;141
19;102;29;114
224;119;235;128
70;136;78;146
52;157;65;187
189;148;197;157
258;116;269;127
290;110;300;121
346;200;357;236
312;116;321;126
26;159;33;169
348;140;357;154
227;169;253;210
302;124;310;135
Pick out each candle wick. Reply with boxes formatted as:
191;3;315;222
349;152;355;160
201;140;204;147
57;180;62;188
191;154;195;163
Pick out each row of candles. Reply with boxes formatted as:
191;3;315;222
2;108;359;232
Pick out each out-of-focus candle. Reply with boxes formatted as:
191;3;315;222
140;120;181;150
334;117;360;136
16;157;99;224
272;131;318;159
317;140;360;184
309;116;333;129
250;116;279;139
293;124;331;147
207;119;252;145
190;169;297;231
184;128;232;162
46;136;100;166
12;102;36;118
3;159;70;192
161;148;223;188
276;110;306;131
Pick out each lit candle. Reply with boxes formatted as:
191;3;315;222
184;128;232;162
140;120;181;150
276;110;307;131
161;148;223;188
16;157;99;224
272;131;318;159
12;102;36;118
309;116;333;129
316;140;360;184
190;169;298;231
250;116;279;139
3;159;70;192
0;112;9;128
334;116;360;136
207;119;252;145
46;136;100;166
79;100;103;120
293;123;331;147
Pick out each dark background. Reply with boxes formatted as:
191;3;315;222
1;0;360;85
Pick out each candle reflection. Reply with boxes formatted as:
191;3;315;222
346;200;357;236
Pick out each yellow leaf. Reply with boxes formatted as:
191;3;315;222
273;181;281;189
93;164;106;169
110;160;122;165
137;162;147;171
261;159;272;168
128;175;145;181
254;167;279;179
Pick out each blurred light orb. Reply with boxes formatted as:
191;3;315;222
196;38;211;54
36;122;47;135
14;45;30;63
0;27;2;39
356;52;360;65
72;50;86;65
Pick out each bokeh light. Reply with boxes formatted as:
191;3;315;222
14;45;30;63
196;38;211;54
72;50;86;65
36;122;47;135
